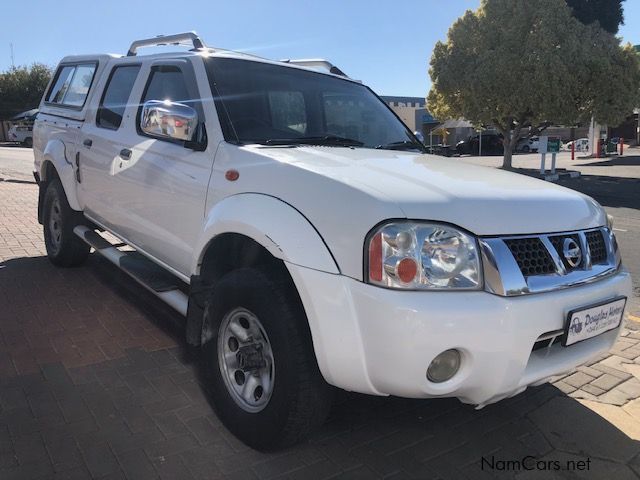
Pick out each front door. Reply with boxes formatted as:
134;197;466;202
81;58;215;277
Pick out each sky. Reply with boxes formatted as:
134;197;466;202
1;0;639;98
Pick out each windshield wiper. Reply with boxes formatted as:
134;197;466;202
263;135;364;147
375;140;425;152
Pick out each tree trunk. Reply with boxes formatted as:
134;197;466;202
502;142;513;169
501;129;513;169
500;126;522;170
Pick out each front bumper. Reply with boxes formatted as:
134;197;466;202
287;264;632;406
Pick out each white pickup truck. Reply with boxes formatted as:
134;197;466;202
33;33;631;449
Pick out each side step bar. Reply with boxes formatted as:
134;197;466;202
73;226;188;316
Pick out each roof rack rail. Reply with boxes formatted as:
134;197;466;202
127;32;206;56
280;58;348;77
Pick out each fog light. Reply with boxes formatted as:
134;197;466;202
427;349;461;383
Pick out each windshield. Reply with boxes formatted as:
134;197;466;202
205;57;423;151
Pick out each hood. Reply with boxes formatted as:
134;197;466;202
252;146;605;236
220;145;605;280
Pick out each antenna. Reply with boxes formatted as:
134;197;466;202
9;43;15;68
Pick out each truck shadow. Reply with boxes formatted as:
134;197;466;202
1;254;639;478
574;156;640;168
509;169;640;211
557;174;640;211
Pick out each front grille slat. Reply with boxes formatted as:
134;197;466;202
501;228;610;279
480;228;617;296
532;330;564;351
504;238;557;277
586;230;607;264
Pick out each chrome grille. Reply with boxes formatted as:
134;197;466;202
548;233;581;270
480;227;619;297
586;230;607;264
504;238;556;276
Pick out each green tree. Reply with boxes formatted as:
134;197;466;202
0;63;52;119
428;0;640;168
566;0;624;34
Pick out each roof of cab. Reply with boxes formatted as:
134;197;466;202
58;32;358;83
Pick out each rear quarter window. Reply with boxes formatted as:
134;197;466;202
47;66;75;103
46;63;97;108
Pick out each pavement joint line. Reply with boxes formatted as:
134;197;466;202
629;314;640;323
0;177;36;185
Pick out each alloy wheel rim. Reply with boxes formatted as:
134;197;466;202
217;307;275;412
48;198;63;254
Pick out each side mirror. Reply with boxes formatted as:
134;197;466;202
140;100;198;142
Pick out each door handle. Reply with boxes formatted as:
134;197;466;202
119;148;132;160
83;138;92;148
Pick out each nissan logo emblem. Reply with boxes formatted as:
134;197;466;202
562;238;582;268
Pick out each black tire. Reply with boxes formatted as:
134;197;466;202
23;137;33;148
43;178;90;267
521;145;530;153
201;268;333;450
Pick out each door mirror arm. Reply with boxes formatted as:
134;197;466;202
185;122;207;152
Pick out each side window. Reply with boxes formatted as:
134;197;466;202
138;65;201;144
96;65;141;130
268;91;307;134
46;63;97;107
64;65;98;106
141;66;191;104
47;66;75;103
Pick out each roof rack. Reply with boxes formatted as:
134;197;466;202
280;59;348;78
127;32;206;56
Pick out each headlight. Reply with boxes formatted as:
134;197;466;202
366;222;482;290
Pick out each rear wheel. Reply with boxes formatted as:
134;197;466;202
43;178;90;267
200;268;332;450
521;145;530;153
23;137;33;148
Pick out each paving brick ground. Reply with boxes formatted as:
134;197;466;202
2;178;640;479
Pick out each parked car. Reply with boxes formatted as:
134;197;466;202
456;132;503;155
516;136;540;153
8;124;34;147
565;137;589;152
33;33;631;450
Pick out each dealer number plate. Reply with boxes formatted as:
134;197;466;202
563;297;626;347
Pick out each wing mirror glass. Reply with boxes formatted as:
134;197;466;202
140;100;198;142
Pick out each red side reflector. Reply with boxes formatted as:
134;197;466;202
369;233;383;282
225;169;240;181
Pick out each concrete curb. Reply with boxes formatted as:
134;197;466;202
543;170;581;181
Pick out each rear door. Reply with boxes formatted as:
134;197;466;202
83;58;216;277
79;62;142;222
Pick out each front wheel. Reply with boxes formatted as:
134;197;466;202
200;268;333;450
43;178;90;267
